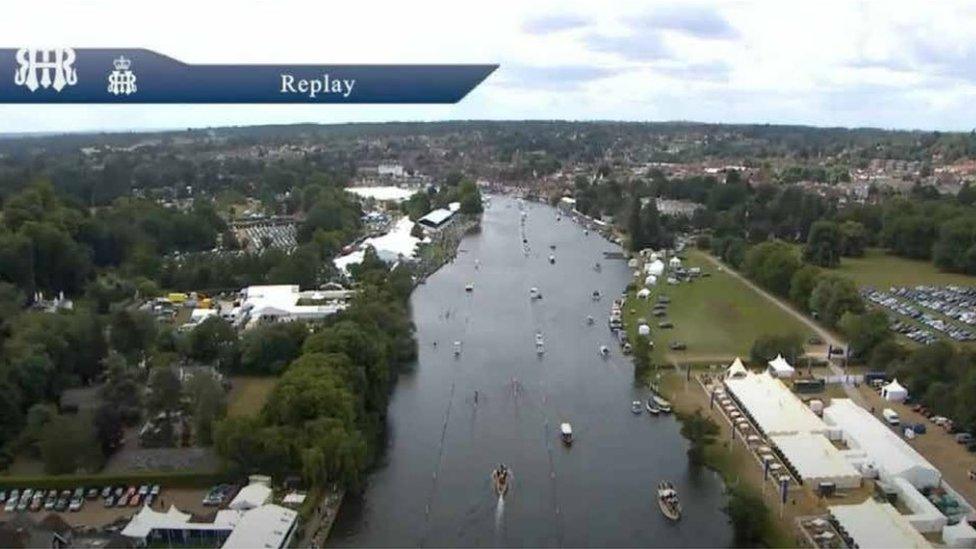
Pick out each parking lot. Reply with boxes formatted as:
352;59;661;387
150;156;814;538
0;485;211;529
862;285;976;344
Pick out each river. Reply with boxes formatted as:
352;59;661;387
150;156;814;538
331;195;731;547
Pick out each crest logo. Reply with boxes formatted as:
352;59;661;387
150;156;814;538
14;48;78;92
107;56;137;96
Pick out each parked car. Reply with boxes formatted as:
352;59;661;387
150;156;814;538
69;497;83;512
150;485;161;496
4;496;16;513
129;494;141;507
956;433;973;444
138;485;149;496
86;487;99;500
100;486;112;499
29;493;44;512
104;496;116;508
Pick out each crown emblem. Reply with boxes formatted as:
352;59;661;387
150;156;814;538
113;56;131;71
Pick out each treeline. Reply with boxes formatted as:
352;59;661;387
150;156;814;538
709;239;891;362
401;173;484;221
213;250;417;489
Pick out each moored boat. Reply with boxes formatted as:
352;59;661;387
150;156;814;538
560;422;573;445
646;398;660;415
652;395;672;414
631;400;642;414
548;254;556;264
599;345;610;357
465;283;474;292
657;481;681;521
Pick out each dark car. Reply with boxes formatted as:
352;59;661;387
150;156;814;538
669;341;687;351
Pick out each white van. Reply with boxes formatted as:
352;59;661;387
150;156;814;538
883;408;900;426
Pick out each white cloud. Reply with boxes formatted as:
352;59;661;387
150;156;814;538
1;0;975;132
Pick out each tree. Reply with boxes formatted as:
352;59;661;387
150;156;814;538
93;404;125;456
809;275;864;327
749;333;804;365
679;408;719;466
110;308;157;358
838;311;891;360
185;316;239;366
788;265;821;311
726;485;771;547
742;240;801;296
147;367;183;414
838;221;868;257
804;220;843;267
38;414;103;474
627;193;645;251
185;373;226;445
239;321;308;375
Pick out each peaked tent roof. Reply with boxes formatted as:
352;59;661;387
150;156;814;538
768;354;795;373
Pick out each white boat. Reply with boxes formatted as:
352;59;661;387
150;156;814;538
657;481;681;521
631;401;643;414
646;398;660;415
560;422;573;445
586;315;595;325
453;341;462;356
465;283;474;292
535;332;545;346
599;345;610;356
530;287;542;300
652;395;672;413
548;255;556;264
592;290;601;300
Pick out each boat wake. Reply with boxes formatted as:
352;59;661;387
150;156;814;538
494;494;505;535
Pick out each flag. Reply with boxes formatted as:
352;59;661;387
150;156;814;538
780;478;789;505
763;458;770;482
710;390;715;410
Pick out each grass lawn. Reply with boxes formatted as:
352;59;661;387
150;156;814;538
226;376;277;418
834;248;976;288
623;249;814;364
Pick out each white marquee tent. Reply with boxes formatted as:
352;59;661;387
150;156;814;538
882;379;909;402
647;260;665;276
726;357;748;379
637;288;651;299
767;354;796;378
644;275;658;286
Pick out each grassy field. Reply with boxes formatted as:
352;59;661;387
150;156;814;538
834;248;976;288
623;249;814;364
226;376;277;417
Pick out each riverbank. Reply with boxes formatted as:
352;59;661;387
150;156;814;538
414;214;480;280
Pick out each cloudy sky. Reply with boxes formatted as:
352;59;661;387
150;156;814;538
3;0;976;133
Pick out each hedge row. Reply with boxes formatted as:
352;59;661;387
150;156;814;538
0;470;232;490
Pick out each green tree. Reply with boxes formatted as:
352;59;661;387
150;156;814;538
809;275;864;327
38;414;103;474
678;408;719;466
726;485;771;547
838;311;891;360
239;321;308;375
804;220;843;267
749;333;804;365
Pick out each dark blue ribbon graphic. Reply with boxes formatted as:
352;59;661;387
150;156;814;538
0;48;497;103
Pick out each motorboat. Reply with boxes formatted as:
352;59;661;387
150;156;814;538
530;287;542;300
492;464;511;497
535;332;545;346
548;255;556;264
586;315;595;325
549;244;556;250
594;262;601;272
465;283;474;292
599;345;610;357
652;395;673;414
560;422;573;445
646;398;661;415
657;481;681;521
631;400;643;414
592;290;601;300
453;341;462;356
622;342;633;354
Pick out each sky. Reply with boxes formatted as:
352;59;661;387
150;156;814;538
3;0;976;133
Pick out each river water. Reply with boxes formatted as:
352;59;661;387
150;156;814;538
331;196;731;547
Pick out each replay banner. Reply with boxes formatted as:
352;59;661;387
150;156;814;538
1;48;497;103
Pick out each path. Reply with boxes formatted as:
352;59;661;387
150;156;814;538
698;252;868;405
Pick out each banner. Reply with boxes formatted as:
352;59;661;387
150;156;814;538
1;48;496;103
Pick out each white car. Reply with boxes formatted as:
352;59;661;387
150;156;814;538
4;497;16;512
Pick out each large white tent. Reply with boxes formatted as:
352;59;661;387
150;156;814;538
638;324;651;336
882;379;909;402
829;499;932;549
644;275;658;286
770;433;862;489
767;354;796;378
668;256;681;268
725;371;828;436
823;399;940;489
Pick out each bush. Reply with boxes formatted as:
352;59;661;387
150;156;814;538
726;484;771;546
